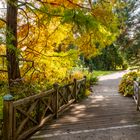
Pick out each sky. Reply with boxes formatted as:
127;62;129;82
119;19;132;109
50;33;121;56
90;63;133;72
0;1;6;18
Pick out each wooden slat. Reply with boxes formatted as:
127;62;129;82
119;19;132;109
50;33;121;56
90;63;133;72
40;98;54;114
58;91;68;105
13;89;55;107
16;100;39;137
58;99;75;113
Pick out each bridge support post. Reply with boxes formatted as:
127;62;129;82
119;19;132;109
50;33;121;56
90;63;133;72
74;78;77;102
3;94;14;140
137;83;140;111
53;83;59;119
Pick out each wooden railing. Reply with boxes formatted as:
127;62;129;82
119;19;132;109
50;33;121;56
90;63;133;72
133;81;140;111
2;77;86;140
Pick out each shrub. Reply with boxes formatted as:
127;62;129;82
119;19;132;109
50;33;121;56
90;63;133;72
122;63;128;70
118;71;139;96
70;71;84;81
69;70;98;99
86;72;98;88
90;76;98;85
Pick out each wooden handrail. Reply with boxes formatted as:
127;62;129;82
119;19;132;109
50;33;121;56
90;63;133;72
13;89;55;107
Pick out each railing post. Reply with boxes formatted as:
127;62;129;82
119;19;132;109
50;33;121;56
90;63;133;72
3;94;14;140
0;118;3;139
74;78;77;102
53;83;59;119
84;76;87;93
137;82;140;111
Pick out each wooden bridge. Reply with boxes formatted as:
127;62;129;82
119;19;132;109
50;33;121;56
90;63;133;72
2;71;140;140
30;71;140;140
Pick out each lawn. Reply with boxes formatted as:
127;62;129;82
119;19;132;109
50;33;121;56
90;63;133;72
93;70;116;77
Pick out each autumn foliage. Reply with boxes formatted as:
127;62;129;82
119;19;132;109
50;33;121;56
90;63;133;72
0;0;122;96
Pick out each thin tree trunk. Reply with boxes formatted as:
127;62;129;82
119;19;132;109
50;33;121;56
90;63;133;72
6;0;21;87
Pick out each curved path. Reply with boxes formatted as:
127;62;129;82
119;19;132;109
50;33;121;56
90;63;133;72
30;71;140;140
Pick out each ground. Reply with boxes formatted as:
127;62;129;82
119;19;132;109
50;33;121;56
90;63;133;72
30;70;140;140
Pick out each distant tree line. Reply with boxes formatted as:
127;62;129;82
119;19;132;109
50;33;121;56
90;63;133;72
84;44;126;71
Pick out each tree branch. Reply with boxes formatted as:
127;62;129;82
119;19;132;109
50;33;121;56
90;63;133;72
0;17;6;23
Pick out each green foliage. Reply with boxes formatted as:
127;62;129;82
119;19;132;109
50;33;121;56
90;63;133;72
117;0;140;68
63;9;98;32
89;76;98;85
86;72;98;88
93;70;116;77
119;71;139;96
123;42;140;67
85;44;125;70
70;64;98;85
0;78;6;119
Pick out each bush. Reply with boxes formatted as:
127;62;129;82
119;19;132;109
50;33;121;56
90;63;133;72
84;72;98;90
122;63;128;70
70;71;84;81
69;70;98;99
119;71;139;96
69;67;99;87
90;76;98;85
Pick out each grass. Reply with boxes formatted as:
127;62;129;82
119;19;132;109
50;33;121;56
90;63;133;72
128;66;140;70
93;70;116;77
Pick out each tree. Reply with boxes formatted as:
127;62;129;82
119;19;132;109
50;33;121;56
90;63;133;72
117;0;140;67
85;44;124;70
0;0;121;93
6;0;21;87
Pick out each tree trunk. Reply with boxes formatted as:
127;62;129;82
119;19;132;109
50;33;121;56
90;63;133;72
6;0;21;87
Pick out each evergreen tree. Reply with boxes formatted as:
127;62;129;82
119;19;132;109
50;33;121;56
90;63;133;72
85;44;124;71
117;0;140;67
